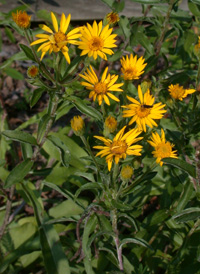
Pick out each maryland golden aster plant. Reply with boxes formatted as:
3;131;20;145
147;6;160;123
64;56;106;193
1;1;200;273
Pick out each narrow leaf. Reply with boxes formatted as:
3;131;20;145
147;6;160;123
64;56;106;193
30;88;45;107
2;130;37;145
21;143;33;160
69;96;102;121
75;182;103;198
37;114;52;143
4;159;33;188
119;237;153;251
20;43;37;62
162;158;196;178
47;135;71;167
172;207;200;223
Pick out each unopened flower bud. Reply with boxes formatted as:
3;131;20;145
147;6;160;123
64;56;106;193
103;115;117;137
120;165;134;182
27;65;39;78
71;116;85;136
106;12;120;25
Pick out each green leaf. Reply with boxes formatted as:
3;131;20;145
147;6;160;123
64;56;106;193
4;67;24;80
111;199;133;210
177;180;194;212
172;208;200;223
37;114;52;143
188;1;200;17
23;183;71;274
47;135;71;167
101;0;115;9
21;143;33;160
162;158;196;178
0;51;26;70
39;223;71;274
0;160;6;167
43;181;85;210
113;0;125;12
118;213;139;231
75;182;103;198
30;88;45;107
130;0;167;3
74;171;95;182
61;56;84;81
119;237;153;251
5;27;16;43
82;215;97;274
69;96;102;121
118;16;131;39
2;130;37;145
19;43;37;62
4;159;33;188
0;236;40;273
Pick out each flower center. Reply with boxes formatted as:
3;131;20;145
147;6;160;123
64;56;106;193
94;82;107;94
89;37;104;51
136;105;151;118
156;142;172;158
111;140;127;155
171;86;185;99
124;67;137;80
54;31;67;44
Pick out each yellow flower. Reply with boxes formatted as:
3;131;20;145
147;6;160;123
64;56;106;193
120;165;133;181
168;84;196;101
12;10;31;29
78;21;117;60
94;126;143;171
122;85;166;132
104;115;117;133
120;54;147;81
30;12;81;62
27;65;39;78
79;66;123;105
71;116;85;136
148;129;178;166
106;12;120;25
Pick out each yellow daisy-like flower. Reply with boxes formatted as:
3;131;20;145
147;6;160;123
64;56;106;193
12;10;31;29
78;21;117;60
30;12;81;63
79;66;123;105
148;129;178;166
122;85;166;132
94;126;143;171
168;84;196;101
121;54;147;81
71;116;85;136
106;12;120;25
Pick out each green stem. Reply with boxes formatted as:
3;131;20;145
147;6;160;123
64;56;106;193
122;80;129;105
80;135;100;172
154;0;176;56
101;102;106;118
111;209;123;271
112;163;119;192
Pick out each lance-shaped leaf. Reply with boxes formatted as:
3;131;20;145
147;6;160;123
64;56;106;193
22;183;71;274
172;207;200;223
119;237;153;251
30;87;45;107
47;135;71;167
75;182;103;198
4;159;33;188
2;130;37;145
111;199;133;211
162;157;196;178
20;44;37;62
69;96;103;121
37;114;52;143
